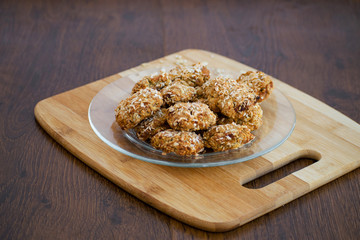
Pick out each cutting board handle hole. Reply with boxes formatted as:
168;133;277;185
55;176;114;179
243;150;321;189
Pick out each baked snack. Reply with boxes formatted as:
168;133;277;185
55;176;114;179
203;123;254;152
237;71;273;102
167;102;217;131
151;130;204;155
134;108;169;141
115;88;163;130
115;64;274;155
237;103;263;131
202;76;257;117
161;81;196;105
217;83;257;119
217;103;263;131
132;70;171;94
169;62;210;87
202;76;239;112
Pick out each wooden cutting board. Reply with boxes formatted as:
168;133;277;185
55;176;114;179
34;49;360;232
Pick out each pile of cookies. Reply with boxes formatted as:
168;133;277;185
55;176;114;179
115;63;273;156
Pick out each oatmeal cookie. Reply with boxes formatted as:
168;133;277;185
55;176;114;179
237;103;263;131
167;102;217;131
132;70;171;94
151;130;204;156
161;81;196;105
169;62;210;87
202;76;239;112
115;88;163;130
216;104;263;131
217;83;257;119
237;71;273;102
134;108;169;141
203;76;257;116
203;123;254;152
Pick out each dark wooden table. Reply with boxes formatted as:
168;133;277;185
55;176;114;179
1;0;359;239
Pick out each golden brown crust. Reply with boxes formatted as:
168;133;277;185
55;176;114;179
194;86;204;99
216;114;236;125
217;83;257;119
237;103;263;131
134;108;169;141
115;88;163;130
203;123;254;152
132;71;171;94
161;82;196;105
202;76;257;116
237;71;274;102
168;62;210;87
193;97;208;105
151;130;204;155
167;102;217;131
202;76;239;112
216;104;263;131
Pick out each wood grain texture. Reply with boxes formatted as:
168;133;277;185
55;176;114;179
34;49;360;232
1;0;360;239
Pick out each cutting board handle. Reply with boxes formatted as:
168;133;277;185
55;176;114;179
256;146;359;204
256;149;325;200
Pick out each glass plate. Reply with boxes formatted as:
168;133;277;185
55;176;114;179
88;68;296;167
